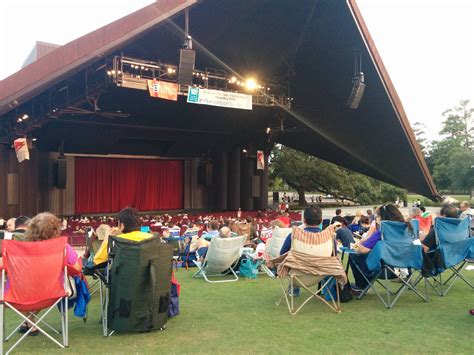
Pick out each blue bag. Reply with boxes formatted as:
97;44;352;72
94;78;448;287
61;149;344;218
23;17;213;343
239;258;259;279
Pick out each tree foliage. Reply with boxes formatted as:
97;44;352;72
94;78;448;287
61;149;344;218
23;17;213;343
270;145;406;205
429;100;474;193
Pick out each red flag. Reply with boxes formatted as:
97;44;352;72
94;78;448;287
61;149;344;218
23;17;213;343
257;150;265;170
14;138;29;163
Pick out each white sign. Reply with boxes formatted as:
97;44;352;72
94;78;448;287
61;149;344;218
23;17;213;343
187;87;252;110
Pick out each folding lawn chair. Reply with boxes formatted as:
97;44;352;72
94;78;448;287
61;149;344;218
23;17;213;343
192;236;245;283
100;235;173;336
83;228;104;297
410;219;420;240
0;237;70;354
424;216;473;296
357;221;428;308
261;227;292;278
276;227;346;314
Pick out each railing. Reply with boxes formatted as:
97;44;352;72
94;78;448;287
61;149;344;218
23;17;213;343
108;55;292;108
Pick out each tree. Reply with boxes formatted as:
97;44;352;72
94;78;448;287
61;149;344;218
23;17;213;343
270;145;407;205
412;121;429;155
429;100;474;192
440;99;473;149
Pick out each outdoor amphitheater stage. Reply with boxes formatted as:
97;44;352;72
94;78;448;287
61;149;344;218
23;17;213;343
0;0;438;219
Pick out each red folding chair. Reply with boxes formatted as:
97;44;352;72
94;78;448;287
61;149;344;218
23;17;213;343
0;237;70;354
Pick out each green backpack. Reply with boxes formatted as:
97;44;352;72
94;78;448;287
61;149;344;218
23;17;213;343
107;236;173;332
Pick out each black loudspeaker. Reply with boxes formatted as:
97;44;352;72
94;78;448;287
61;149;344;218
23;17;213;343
346;76;366;109
178;49;195;85
55;158;67;189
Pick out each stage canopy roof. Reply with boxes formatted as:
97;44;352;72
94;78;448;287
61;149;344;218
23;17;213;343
0;0;438;199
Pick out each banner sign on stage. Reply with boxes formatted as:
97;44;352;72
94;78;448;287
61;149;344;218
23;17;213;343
147;79;179;101
13;138;29;163
187;87;252;110
257;150;265;170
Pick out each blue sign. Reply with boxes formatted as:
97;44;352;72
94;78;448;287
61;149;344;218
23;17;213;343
187;87;200;103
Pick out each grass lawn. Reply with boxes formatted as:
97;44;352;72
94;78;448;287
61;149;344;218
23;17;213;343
4;266;473;354
408;194;473;202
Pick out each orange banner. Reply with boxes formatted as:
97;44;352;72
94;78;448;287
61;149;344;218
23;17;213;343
147;79;179;101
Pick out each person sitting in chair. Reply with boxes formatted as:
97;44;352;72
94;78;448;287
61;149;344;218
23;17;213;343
94;207;153;265
349;203;412;292
11;216;31;241
2;212;82;335
279;206;341;296
420;204;459;276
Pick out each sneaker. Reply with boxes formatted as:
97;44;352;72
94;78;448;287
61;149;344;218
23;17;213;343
350;283;365;292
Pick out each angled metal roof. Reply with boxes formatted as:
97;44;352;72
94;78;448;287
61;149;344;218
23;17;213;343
0;0;438;199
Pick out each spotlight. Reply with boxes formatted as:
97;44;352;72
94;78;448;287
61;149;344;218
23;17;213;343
17;118;22;123
32;138;37;142
242;149;248;153
111;70;116;75
167;67;174;74
245;78;258;91
22;114;29;120
266;127;271;134
230;76;237;84
107;71;112;76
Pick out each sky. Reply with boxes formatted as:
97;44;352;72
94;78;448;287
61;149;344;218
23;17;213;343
0;0;473;141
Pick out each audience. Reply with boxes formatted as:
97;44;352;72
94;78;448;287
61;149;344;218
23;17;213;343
13;212;81;335
459;201;474;219
330;209;342;224
349;203;411;291
336;218;355;248
94;207;153;265
12;215;30;241
6;218;15;232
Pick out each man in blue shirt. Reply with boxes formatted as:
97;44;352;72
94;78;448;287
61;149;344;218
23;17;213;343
280;206;324;255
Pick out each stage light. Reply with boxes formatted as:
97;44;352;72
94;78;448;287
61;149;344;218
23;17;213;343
242;149;247;153
22;114;29;120
32;138;37;142
266;127;271;134
17;118;22;123
230;76;237;84
245;78;257;90
111;70;116;75
107;71;112;76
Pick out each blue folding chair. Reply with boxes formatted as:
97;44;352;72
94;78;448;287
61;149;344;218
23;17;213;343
425;217;474;296
357;221;427;308
410;219;420;240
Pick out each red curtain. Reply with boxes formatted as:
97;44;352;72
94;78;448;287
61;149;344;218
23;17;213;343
75;157;183;214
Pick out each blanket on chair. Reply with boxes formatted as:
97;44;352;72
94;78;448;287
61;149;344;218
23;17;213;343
269;250;347;286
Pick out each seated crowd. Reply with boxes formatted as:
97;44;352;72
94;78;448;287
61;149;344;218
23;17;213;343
1;200;473;323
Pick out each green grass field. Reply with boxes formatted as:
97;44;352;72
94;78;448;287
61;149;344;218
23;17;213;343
4;266;473;354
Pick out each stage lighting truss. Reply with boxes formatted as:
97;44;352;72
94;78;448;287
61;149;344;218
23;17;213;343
108;55;293;108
